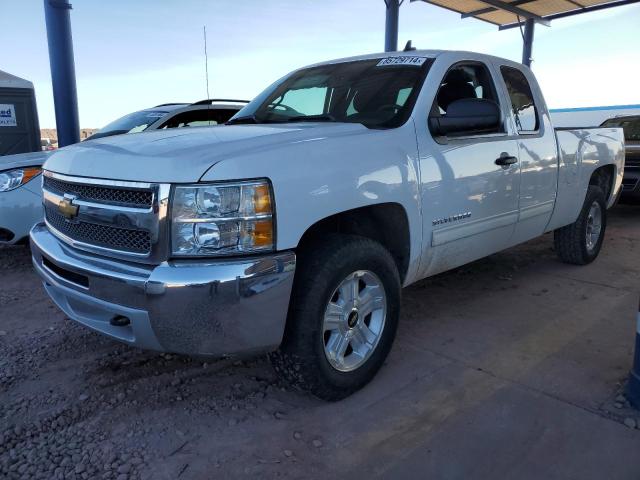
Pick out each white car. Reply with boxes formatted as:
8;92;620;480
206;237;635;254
30;50;624;400
0;151;49;244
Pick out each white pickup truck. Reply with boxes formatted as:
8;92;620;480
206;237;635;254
30;50;624;400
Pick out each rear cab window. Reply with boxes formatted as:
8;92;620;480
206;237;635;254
500;66;539;133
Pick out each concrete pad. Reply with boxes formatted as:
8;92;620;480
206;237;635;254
380;381;640;480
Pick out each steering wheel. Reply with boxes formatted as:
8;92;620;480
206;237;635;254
377;104;403;114
268;103;300;115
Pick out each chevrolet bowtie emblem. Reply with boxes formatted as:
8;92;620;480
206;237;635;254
58;197;79;219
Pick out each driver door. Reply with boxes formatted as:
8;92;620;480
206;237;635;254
416;60;521;277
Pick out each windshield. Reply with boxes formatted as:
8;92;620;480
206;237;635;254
601;116;640;142
231;57;432;129
94;110;168;137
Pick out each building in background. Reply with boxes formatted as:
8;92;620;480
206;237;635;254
39;128;97;149
0;70;41;156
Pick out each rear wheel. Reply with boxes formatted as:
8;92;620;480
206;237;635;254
554;185;607;265
270;234;401;401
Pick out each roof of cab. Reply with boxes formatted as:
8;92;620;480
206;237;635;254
306;50;445;69
304;49;522;70
304;50;513;68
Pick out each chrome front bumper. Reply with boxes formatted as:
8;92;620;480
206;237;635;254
30;223;296;356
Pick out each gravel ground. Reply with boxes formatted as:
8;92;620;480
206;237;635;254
1;206;639;479
0;245;325;479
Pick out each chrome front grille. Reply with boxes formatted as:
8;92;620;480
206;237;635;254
43;175;153;208
45;205;152;254
42;171;170;263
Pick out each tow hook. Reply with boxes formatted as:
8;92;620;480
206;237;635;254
110;315;131;327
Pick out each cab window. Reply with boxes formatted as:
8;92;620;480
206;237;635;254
429;62;503;136
500;66;539;132
434;63;499;115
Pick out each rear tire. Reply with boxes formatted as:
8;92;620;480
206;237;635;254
270;234;401;401
554;185;607;265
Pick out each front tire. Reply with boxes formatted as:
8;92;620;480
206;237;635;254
554;185;607;265
270;234;401;401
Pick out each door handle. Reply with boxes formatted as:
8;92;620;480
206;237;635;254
495;153;518;166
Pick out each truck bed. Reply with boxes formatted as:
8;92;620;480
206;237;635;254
546;126;625;232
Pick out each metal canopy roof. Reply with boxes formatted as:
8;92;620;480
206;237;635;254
410;0;640;29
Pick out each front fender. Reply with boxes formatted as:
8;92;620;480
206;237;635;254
200;122;423;285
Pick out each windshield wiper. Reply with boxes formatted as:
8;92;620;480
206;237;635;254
286;114;337;123
227;113;338;125
86;129;130;140
226;115;259;125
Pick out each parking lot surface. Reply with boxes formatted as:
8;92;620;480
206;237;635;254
1;206;640;480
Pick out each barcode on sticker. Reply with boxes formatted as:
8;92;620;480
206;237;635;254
376;56;427;67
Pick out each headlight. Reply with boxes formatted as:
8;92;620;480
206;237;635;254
171;180;274;256
0;167;41;192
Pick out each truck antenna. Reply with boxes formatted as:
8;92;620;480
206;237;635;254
203;25;210;100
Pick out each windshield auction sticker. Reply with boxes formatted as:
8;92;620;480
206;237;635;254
376;56;427;67
0;104;17;127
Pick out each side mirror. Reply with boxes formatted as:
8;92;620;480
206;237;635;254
429;98;501;136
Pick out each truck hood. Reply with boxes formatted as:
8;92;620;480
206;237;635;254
0;151;52;171
43;123;369;183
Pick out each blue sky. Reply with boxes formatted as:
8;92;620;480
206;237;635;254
2;0;639;128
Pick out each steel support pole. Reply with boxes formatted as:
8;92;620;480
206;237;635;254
43;0;80;146
628;299;640;408
521;18;535;68
385;0;400;52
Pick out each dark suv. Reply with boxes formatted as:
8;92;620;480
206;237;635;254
87;99;248;141
601;115;640;202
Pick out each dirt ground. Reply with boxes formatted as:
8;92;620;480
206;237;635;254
1;206;640;480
